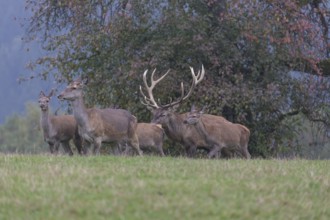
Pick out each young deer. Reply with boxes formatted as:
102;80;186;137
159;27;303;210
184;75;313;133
38;90;82;155
120;123;165;156
58;79;143;155
184;105;251;159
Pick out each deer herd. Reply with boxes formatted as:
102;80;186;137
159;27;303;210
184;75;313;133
38;66;251;159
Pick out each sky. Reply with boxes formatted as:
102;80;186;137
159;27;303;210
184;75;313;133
0;0;58;123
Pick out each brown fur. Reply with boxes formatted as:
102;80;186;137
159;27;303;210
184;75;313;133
39;91;82;155
184;106;251;159
136;123;165;156
119;123;165;156
58;79;142;155
151;108;210;157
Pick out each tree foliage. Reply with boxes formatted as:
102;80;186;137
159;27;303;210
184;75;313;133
24;0;330;157
0;103;46;154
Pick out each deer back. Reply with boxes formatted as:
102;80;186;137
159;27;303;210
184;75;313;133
199;114;242;146
84;108;137;140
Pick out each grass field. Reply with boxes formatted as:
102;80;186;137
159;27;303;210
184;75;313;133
0;155;329;220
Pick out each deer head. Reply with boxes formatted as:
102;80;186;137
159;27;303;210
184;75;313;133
184;105;206;125
38;90;55;111
58;78;88;101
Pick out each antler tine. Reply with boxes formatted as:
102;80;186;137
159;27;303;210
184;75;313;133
151;69;171;86
139;86;157;108
139;70;159;108
197;65;205;84
181;65;205;102
140;69;171;109
189;64;205;86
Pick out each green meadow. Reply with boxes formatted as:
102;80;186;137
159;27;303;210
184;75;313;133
0;155;329;220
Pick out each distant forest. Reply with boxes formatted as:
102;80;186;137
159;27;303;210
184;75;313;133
0;0;54;123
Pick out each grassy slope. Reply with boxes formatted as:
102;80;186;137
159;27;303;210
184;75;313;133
0;155;329;220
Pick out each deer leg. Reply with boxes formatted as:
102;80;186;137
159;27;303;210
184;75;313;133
184;142;196;157
233;149;243;158
122;142;129;155
73;134;83;155
184;145;190;157
53;142;60;155
80;140;88;155
184;144;196;158
189;147;197;157
117;142;127;155
49;143;55;154
220;148;231;159
93;138;102;155
62;141;73;156
113;143;122;155
123;143;133;156
158;144;165;157
83;140;93;155
128;134;143;156
242;147;251;159
208;145;222;159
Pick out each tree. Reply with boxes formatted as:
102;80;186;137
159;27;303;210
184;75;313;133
24;0;330;157
0;103;46;154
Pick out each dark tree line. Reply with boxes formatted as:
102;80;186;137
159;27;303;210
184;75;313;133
23;0;330;157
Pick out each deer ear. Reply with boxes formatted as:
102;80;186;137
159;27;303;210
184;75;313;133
48;89;55;98
39;91;46;98
82;76;89;85
74;76;88;87
71;77;84;88
74;77;82;85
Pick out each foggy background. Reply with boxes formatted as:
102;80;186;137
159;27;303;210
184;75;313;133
0;0;57;123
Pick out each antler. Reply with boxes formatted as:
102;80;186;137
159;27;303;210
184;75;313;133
140;65;205;109
183;64;205;102
140;69;171;108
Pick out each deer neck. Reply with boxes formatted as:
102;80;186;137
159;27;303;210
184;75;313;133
71;96;90;128
165;113;186;141
40;109;52;138
195;119;208;138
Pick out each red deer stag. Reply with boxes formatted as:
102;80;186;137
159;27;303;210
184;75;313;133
184;105;251;159
140;66;251;159
140;66;209;157
58;79;143;155
38;90;82;155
